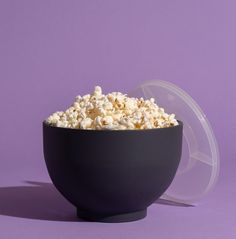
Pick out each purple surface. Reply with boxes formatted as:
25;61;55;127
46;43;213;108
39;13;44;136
0;0;235;238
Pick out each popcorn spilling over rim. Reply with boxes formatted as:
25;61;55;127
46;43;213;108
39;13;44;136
46;86;178;130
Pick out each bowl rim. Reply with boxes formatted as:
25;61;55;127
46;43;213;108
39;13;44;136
43;120;183;132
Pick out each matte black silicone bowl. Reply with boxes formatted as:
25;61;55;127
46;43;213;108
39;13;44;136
43;121;183;223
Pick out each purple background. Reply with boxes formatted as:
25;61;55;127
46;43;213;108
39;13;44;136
0;0;235;238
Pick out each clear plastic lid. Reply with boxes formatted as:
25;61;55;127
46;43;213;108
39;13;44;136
130;80;220;204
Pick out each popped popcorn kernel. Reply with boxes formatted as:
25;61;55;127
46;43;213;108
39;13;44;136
46;86;178;130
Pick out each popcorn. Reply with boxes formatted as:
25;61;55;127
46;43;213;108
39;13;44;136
46;86;178;130
94;86;102;96
102;116;114;125
80;118;93;129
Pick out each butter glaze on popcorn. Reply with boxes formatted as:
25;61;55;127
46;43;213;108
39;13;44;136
46;86;178;130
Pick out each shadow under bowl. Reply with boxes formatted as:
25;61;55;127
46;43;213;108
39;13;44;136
43;121;183;223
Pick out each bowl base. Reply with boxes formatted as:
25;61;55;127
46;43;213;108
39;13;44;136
77;208;147;223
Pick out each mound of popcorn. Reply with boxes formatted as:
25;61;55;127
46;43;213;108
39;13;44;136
46;86;178;130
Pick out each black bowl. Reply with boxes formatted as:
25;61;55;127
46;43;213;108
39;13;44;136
43;121;183;222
